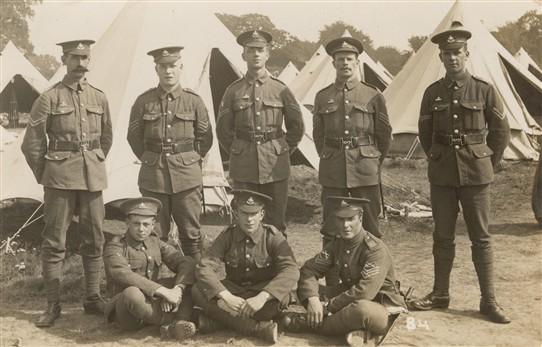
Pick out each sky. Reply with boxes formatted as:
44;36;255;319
28;0;540;58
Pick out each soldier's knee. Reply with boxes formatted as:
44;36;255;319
122;286;145;303
350;300;388;334
191;284;207;306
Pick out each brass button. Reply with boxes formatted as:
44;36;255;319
256;97;260;101
454;145;460;150
256;126;261;130
344;264;348;268
345;146;350;150
246;254;250;258
346;250;350;254
82;118;86;122
345;100;349;104
453;99;458;104
454;86;459;90
453;114;458;119
167;111;172;114
245;268;250;272
256;141;261;145
345;115;350;120
167;124;171;128
344;130;349;135
256;112;260;116
166;138;172;142
165;153;171;157
454;129;459;134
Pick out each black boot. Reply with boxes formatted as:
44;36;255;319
408;292;450;311
280;312;312;333
35;302;61;328
83;294;106;315
480;299;511;324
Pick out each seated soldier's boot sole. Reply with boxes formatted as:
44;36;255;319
255;321;279;344
345;330;377;347
161;320;196;341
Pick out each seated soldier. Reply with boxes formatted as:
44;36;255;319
103;197;197;341
282;197;407;346
192;189;300;344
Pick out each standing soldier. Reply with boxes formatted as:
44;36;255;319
216;30;304;235
192;189;300;344
313;37;392;247
281;197;406;346
127;46;212;260
410;21;511;324
21;39;113;327
103;197;196;341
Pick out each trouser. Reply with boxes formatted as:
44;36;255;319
42;187;105;304
430;184;496;300
233;179;289;234
191;283;284;322
140;186;202;258
321;185;381;239
533;158;542;224
113;285;193;331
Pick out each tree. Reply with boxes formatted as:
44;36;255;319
492;10;541;67
408;35;427;53
372;46;410;76
0;0;41;54
317;21;375;56
28;53;60;80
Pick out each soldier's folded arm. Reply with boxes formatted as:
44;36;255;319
216;86;235;153
372;92;392;161
103;240;161;297
194;96;213;157
127;97;145;159
282;87;304;151
327;246;390;313
21;93;50;183
159;240;196;287
100;94;113;157
485;84;510;168
418;89;434;155
262;233;300;300
195;231;230;300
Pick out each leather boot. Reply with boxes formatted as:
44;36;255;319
205;302;278;343
196;311;224;334
408;292;450;311
160;320;197;341
479;299;511;324
83;294;106;315
280;312;312;333
35;302;61;328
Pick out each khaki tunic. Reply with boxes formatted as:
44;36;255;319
313;78;392;188
216;73;304;184
21;76;113;191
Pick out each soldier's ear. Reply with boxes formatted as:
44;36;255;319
61;54;67;65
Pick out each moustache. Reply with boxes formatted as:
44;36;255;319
74;66;89;72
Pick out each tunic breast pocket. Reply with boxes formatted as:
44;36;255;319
173;111;196;137
49;107;76;134
86;105;104;134
233;99;253;124
262;99;284;128
431;102;450;132
254;255;272;269
128;258;146;273
224;250;240;268
350;103;374;132
142;113;162;139
460;101;486;130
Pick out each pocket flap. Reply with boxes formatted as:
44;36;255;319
272;139;289;155
254;256;272;268
45;151;71;160
262;99;284;108
460;101;485;111
51;107;74;116
352;103;371;113
359;146;381;158
175;112;195;121
140;151;159;166
86;105;104;115
93;148;106;160
179;151;201;165
470;144;493;158
143;113;160;121
319;104;339;114
233;100;253;111
431;103;448;112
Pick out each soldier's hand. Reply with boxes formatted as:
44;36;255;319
240;291;270;318
161;299;174;312
155;286;182;305
218;290;245;315
307;296;324;329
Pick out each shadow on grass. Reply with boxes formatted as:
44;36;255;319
491;222;541;236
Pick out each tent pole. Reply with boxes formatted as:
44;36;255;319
0;202;44;254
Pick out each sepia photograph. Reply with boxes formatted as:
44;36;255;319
1;0;541;346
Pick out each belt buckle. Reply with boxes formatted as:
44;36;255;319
450;135;465;146
161;143;174;153
79;142;89;151
341;137;354;148
253;133;265;143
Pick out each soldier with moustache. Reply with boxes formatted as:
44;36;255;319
127;46;212;260
22;39;113;327
216;30;304;235
410;21;511;324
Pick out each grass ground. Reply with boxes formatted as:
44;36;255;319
1;160;540;347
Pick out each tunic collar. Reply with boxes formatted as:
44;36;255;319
245;69;269;85
157;83;182;100
334;76;359;91
234;224;265;244
62;75;88;92
443;70;470;89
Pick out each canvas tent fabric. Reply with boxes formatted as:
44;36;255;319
0;41;49;115
289;30;392;107
0;2;321;203
515;47;542;82
278;61;299;85
384;1;542;160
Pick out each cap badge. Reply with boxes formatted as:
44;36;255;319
137;202;147;209
76;43;85;50
447;35;455;43
162;50;170;56
341;41;349;48
251;31;260;39
340;200;349;208
246;197;255;205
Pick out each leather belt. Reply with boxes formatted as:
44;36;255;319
145;141;194;154
433;133;485;146
235;130;281;143
324;135;374;149
48;139;100;151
